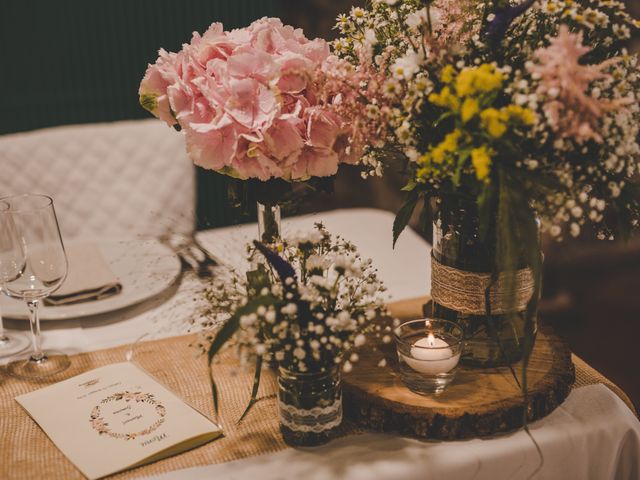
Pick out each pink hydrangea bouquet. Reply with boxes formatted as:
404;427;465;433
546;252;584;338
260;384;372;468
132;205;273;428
139;17;364;181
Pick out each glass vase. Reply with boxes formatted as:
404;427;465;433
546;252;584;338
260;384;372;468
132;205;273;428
277;366;342;447
429;195;541;367
257;202;282;244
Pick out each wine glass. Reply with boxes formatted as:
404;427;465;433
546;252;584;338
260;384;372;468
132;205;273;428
0;194;70;378
0;202;30;357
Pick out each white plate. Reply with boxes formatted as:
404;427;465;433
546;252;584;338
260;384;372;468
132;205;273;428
0;239;181;320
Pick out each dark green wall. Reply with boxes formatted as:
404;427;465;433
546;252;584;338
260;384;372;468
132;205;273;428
0;0;276;134
0;0;277;228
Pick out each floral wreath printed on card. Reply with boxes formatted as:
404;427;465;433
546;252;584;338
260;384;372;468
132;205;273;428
89;391;166;440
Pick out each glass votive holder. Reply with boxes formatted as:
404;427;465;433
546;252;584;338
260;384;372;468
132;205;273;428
394;318;464;395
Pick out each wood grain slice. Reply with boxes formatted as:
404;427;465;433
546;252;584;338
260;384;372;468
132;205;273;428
343;327;575;440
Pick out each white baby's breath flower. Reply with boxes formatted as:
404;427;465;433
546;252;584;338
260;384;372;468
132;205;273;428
571;206;583;218
350;6;366;23
391;49;424;80
281;303;298;316
570;223;581;237
405;147;420;162
405;8;428;29
395;121;413;145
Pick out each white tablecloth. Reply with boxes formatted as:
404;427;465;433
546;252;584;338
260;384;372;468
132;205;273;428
151;385;639;480
2;208;638;480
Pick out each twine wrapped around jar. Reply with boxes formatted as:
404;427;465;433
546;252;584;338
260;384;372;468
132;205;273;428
431;256;535;316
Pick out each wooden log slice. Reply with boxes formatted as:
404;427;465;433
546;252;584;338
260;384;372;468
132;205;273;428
343;326;575;440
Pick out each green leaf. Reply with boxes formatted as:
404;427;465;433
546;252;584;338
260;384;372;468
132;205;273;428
246;264;271;293
207;317;240;415
238;355;263;424
434;111;454;127
494;168;543;431
452;150;471;187
139;93;158;112
401;180;417;192
207;294;279;415
393;190;420;248
477;183;495;241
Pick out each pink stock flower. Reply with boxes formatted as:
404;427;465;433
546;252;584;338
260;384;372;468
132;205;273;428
140;18;358;180
528;26;621;144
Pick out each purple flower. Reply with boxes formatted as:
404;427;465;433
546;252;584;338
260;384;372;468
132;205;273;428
485;0;535;44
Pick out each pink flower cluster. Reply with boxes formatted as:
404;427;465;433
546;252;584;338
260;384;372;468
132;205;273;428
528;26;620;144
140;18;360;180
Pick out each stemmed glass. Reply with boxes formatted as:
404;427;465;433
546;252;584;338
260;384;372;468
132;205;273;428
0;194;70;378
0;202;30;357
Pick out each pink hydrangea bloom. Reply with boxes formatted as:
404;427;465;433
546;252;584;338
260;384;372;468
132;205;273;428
140;18;361;180
527;26;621;144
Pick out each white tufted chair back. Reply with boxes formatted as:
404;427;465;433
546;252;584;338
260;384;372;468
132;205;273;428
0;120;195;240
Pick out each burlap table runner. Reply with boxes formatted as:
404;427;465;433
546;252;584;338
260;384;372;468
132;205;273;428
1;299;636;479
1;334;295;480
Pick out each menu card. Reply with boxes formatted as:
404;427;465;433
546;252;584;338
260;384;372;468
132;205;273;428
16;362;222;479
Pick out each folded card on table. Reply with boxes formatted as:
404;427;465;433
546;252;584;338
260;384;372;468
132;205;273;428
45;243;122;306
16;362;222;479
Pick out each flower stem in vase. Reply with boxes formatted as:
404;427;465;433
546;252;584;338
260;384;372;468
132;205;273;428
257;202;282;244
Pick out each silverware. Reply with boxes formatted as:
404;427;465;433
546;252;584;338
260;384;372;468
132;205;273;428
191;237;221;266
160;234;216;278
189;248;216;278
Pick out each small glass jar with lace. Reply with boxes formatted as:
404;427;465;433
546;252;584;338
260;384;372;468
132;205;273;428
277;365;342;446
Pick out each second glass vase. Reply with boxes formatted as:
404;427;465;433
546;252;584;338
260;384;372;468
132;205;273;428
429;195;541;367
257;202;282;244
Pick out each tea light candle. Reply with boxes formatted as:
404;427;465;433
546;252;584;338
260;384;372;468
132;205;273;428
403;333;460;375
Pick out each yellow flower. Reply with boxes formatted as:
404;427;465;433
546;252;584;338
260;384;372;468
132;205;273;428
474;64;504;93
432;130;462;163
431;143;447;163
461;98;480;123
505;105;536;125
455;64;503;97
480;108;507;138
428;86;459;111
455;69;476;97
442;129;462;151
471;146;492;182
441;65;456;84
416;166;431;182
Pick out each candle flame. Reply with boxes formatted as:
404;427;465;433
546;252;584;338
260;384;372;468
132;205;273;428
427;332;436;347
425;319;431;328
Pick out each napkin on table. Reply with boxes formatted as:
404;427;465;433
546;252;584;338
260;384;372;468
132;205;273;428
44;244;122;306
